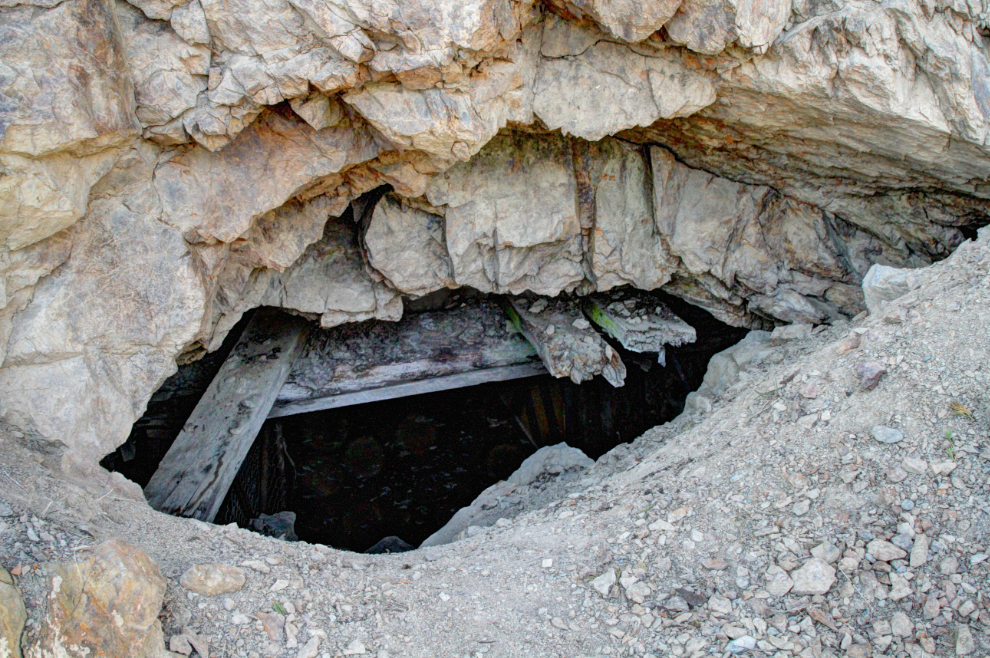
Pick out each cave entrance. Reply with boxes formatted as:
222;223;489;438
102;290;748;553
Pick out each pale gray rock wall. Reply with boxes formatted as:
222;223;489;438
1;0;990;469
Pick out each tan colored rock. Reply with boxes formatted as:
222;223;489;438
665;0;789;54
579;139;670;291
156;109;380;244
546;0;681;42
427;131;585;295
242;215;403;329
117;1;210;128
0;568;26;658
179;564;246;596
0;146;206;467
364;195;455;297
0;0;138;159
533;38;715;141
789;558;836;596
27;539;171;658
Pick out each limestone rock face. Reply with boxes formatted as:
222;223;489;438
0;145;206;466
2;0;990;469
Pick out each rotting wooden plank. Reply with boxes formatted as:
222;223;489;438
504;297;626;387
270;300;544;417
144;308;309;522
582;288;696;364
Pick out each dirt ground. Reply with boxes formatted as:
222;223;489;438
2;232;989;658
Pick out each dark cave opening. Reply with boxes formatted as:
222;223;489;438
102;292;748;553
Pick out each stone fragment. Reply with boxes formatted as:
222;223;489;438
30;539;170;658
931;462;957;475
257;612;284;641
872;426;904;444
955;624;975;655
902;456;928;475
591;570;616;597
923;594;941;619
808;607;838;631
764;565;793;597
811;542;841;564
703;558;729;570
0;568;26;658
770;323;812;344
836;333;861;354
343;639;367;655
891;612;913;637
169;634;193;655
888;573;912;601
789;558;836;596
708;593;732;614
185;632;209;658
179;564;246;596
364;195;454;297
619;575;651;604
296;636;320;658
910;534;929;567
867;540;908;562
855;362;887;390
726;636;757;654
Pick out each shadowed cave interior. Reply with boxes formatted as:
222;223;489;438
102;291;749;553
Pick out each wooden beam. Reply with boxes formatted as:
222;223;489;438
271;300;543;416
582;289;696;362
144;309;309;522
270;362;546;416
504;297;626;387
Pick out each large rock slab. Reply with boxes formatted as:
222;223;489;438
420;443;593;547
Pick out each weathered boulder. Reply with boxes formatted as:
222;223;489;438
27;539;173;658
420;443;593;547
364;195;455;298
0;568;26;658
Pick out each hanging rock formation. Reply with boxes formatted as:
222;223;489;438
1;0;989;470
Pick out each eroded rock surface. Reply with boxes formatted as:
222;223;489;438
1;0;990;468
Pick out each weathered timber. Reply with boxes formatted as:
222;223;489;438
582;289;696;363
270;300;545;417
144;309;309;522
505;297;626;387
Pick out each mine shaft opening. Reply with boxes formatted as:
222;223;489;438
102;291;748;554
